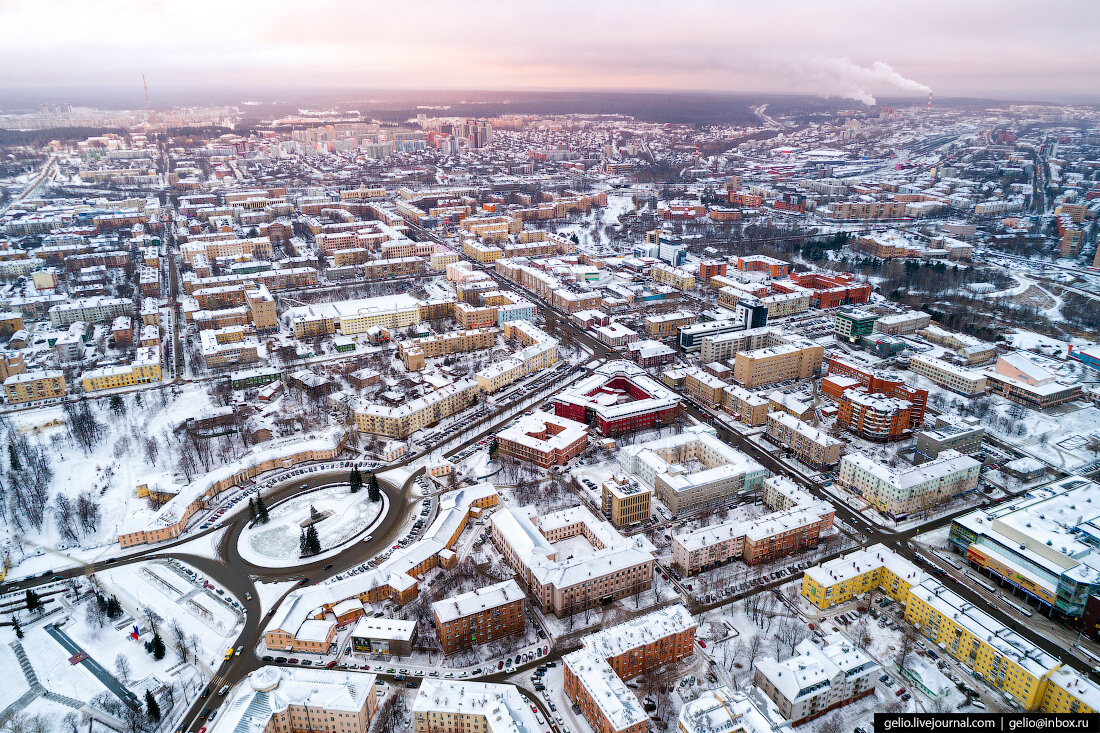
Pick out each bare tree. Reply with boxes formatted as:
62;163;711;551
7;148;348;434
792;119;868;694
114;652;132;684
897;627;918;673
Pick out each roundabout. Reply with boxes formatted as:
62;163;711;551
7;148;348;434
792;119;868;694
236;483;388;568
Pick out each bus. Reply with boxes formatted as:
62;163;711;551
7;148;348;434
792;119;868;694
1002;598;1033;618
965;572;997;595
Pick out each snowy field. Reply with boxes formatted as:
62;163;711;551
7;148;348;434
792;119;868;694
96;560;244;672
2;382;223;578
237;484;386;567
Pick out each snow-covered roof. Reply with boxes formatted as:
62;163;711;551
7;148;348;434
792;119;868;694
563;650;647;730
412;680;543;733
909;579;1059;677
803;543;923;589
495;410;588;454
349;617;417;642
581;603;695;660
432;579;524;624
840;449;979;491
678;686;792;733
213;666;376;733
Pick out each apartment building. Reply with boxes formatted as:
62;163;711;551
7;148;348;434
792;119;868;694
564;651;648;733
601;475;652;529
678;686;793;733
651;262;696;290
80;347;161;392
495;411;588;467
245;284;278;332
200;330;260;368
432;579;525;655
699;261;727;280
48;296;131;327
905;578;1059;710
918;325;997;365
355;379;479;438
915;417;985;463
837;389;913;442
582;603;696;681
264;484;498;649
824;356;928;427
285;296;420;336
909;354;988;396
698;326;788;364
490;504;655;618
4;370;66;403
733;339;824;388
875;311;931;335
838;449;980;518
736;255;789;278
400;328;498;371
211;667;377;733
801;544;924;610
673;477;834;574
754;633;878;725
764;411;843;469
621;425;765;515
412;681;544;733
642;308;690;336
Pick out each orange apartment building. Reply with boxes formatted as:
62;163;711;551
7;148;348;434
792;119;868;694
735;255;789;278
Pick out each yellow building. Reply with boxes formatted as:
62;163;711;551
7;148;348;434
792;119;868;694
80;348;162;392
246;285;278;331
4;370;66;403
651;263;696;290
644;311;696;338
1039;668;1100;714
905;579;1058;710
463;240;504;263
733;340;823;388
801;543;923;610
601;475;652;529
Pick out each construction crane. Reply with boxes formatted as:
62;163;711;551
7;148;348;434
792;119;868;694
142;73;155;127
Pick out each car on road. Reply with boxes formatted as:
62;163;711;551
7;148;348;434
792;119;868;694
245;592;252;601
225;648;235;660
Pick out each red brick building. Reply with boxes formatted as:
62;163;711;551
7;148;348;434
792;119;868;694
432;579;526;655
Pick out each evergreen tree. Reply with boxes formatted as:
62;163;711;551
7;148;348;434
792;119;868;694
248;497;257;521
109;394;124;415
95;592;107;614
488;438;498;458
349;465;362;494
12;618;22;639
367;473;380;503
150;631;165;660
24;588;40;613
305;524;321;555
134;392;143;408
145;689;161;722
256;495;269;524
299;528;308;556
106;595;123;618
9;441;20;471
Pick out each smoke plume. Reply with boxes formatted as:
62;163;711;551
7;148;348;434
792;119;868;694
801;57;932;105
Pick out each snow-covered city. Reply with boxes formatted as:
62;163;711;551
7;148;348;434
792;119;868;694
1;3;1100;733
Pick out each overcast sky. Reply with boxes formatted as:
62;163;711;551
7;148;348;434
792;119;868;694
1;0;1097;104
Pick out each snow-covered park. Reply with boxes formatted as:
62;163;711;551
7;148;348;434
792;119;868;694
237;485;387;567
